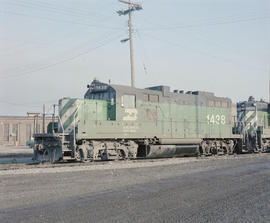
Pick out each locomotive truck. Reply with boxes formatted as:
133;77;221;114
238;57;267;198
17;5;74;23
33;79;270;162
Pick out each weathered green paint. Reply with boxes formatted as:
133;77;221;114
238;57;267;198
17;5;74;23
245;112;256;127
257;111;269;128
63;110;77;131
60;98;76;118
69;97;234;140
47;122;58;134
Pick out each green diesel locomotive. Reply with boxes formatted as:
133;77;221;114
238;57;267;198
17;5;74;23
237;96;270;153
33;79;263;162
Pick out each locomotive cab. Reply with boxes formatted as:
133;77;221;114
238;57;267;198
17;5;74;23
84;79;116;121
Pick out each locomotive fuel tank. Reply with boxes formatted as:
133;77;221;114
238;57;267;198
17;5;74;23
144;144;199;158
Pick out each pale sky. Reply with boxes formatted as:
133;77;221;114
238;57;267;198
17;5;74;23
0;0;270;115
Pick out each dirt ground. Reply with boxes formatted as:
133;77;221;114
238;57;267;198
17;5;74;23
0;145;32;155
0;145;33;164
1;153;270;223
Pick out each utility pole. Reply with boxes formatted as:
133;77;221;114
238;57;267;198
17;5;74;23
117;0;142;88
42;104;45;134
52;104;56;134
128;8;135;88
269;66;270;103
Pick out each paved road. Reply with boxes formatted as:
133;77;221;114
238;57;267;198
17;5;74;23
1;154;270;223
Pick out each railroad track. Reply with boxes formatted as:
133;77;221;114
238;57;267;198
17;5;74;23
0;153;268;171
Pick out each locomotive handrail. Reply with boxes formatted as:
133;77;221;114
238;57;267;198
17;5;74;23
58;115;65;134
73;102;83;150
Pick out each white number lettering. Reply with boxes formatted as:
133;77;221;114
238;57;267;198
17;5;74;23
207;114;226;125
216;115;220;125
210;115;215;124
221;115;226;125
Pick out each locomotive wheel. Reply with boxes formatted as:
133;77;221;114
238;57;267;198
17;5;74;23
210;147;217;155
205;146;211;156
201;141;211;156
117;149;127;160
100;151;109;161
75;148;85;162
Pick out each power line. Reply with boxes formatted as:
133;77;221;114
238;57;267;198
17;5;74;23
0;32;124;79
135;29;149;76
142;12;270;28
140;15;270;31
6;0;110;20
0;98;57;105
0;27;92;56
1;29;121;75
0;10;123;30
0;101;49;108
5;1;105;23
141;32;268;73
164;28;259;64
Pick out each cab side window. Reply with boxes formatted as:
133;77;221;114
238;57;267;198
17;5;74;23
121;95;136;108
